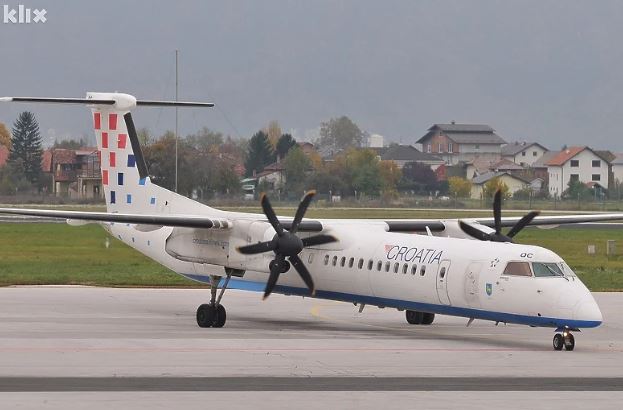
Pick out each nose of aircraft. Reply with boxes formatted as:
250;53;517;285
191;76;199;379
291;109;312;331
573;299;603;325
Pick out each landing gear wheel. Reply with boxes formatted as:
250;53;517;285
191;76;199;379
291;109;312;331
213;304;227;328
553;333;564;351
564;333;575;351
421;313;435;325
196;304;215;328
406;310;423;325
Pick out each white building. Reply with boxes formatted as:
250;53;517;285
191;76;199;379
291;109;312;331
501;142;548;167
612;154;623;187
367;134;384;148
546;147;610;198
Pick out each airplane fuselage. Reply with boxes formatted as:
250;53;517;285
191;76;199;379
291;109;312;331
104;213;602;330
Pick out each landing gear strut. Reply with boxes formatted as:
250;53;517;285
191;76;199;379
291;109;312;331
405;310;435;325
553;330;575;351
196;272;232;328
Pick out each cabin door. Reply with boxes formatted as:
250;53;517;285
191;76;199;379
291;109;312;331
436;259;451;305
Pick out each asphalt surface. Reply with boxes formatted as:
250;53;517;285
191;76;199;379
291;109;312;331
1;287;622;408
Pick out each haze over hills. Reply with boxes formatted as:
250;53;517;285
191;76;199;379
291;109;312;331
1;1;623;150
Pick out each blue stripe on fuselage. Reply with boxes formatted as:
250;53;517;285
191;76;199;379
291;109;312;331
181;273;601;330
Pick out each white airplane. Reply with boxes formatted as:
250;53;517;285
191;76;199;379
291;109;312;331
1;92;619;351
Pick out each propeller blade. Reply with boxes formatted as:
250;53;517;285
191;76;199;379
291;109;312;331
237;240;277;255
261;193;284;237
290;191;316;234
289;254;315;295
506;211;540;238
263;255;284;299
301;234;338;247
459;220;491;241
493;189;502;235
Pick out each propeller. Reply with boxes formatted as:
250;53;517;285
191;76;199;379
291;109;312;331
459;189;540;243
237;191;337;299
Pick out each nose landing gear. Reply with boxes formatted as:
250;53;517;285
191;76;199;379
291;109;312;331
553;329;575;351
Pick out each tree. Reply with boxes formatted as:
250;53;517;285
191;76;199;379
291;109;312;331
347;149;381;197
448;176;472;198
8;111;43;184
379;161;402;198
143;131;194;195
483;177;510;200
283;146;311;197
185;127;223;153
317;116;363;151
563;180;593;201
265;120;282;147
244;131;275;177
400;162;438;193
0;122;10;149
137;127;152;147
275;133;297;160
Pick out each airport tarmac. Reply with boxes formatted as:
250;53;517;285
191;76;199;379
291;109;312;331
1;286;622;409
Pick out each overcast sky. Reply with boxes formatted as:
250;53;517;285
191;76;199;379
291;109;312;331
1;1;622;150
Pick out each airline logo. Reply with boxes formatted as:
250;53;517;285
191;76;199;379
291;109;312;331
385;244;443;265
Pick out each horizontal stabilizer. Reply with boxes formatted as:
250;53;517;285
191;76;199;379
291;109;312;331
0;96;214;108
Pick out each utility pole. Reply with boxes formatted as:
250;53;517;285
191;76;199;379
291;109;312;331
175;49;179;193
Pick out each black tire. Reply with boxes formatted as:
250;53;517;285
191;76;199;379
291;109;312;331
553;333;564;351
196;304;215;328
421;313;435;325
406;310;423;325
564;333;575;351
213;304;227;328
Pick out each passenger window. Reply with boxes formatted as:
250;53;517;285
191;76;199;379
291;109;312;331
402;264;408;274
308;253;314;264
367;259;374;270
394;263;399;273
532;262;563;277
411;265;418;275
324;255;329;265
348;257;354;268
358;258;364;269
420;265;426;276
332;256;337;266
503;262;532;277
385;261;391;272
377;261;383;271
340;257;346;267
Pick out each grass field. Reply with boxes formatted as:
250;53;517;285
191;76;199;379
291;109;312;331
1;218;623;291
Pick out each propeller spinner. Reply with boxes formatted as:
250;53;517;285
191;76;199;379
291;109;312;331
459;189;540;242
237;191;337;299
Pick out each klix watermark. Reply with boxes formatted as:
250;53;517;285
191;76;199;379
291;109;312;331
3;4;47;24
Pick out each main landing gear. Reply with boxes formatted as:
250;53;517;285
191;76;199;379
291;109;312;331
405;310;435;325
196;272;232;328
553;329;575;351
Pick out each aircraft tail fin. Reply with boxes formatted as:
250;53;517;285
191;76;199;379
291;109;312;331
2;92;215;215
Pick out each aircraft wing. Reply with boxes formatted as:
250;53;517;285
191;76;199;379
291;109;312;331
0;207;232;229
476;213;623;228
384;213;623;232
0;207;325;232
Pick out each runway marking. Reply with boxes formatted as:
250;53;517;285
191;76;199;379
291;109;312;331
1;377;622;392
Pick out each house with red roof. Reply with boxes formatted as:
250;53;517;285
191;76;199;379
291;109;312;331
546;146;611;198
